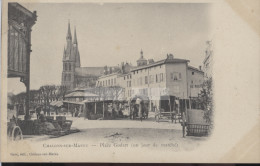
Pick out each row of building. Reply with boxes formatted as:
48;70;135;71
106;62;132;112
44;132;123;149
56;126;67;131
96;53;204;100
61;22;211;108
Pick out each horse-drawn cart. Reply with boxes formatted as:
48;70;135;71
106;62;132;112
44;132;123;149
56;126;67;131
7;114;77;140
130;95;149;121
7;116;23;141
155;95;181;123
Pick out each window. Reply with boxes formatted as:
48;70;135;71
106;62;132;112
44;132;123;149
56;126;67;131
111;79;113;86
192;72;194;75
156;74;158;82
108;80;110;86
65;63;67;71
145;76;148;84
129;81;131;87
69;63;71;71
160;73;163;82
174;74;178;81
171;72;181;81
106;80;107;86
114;78;116;84
191;80;193;84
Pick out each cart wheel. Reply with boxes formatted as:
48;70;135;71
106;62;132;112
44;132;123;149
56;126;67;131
12;126;23;141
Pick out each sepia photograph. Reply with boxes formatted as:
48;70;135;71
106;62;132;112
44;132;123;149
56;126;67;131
1;0;259;163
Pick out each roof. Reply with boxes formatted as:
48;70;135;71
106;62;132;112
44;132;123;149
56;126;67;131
98;72;122;79
50;100;63;107
75;67;104;77
9;3;37;19
65;91;99;98
131;58;189;71
188;66;204;74
63;100;84;105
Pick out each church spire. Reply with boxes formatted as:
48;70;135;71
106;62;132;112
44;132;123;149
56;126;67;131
66;20;72;40
73;27;78;44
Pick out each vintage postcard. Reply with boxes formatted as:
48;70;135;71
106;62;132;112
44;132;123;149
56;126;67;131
1;0;259;163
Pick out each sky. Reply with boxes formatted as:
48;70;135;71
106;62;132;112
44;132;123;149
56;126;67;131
8;3;212;94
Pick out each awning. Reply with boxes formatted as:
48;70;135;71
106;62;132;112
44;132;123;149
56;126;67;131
131;95;149;102
63;100;84;105
65;91;99;98
50;100;63;107
82;99;113;103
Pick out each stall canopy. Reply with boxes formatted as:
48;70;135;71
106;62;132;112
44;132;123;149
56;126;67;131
131;95;149;102
65;91;99;98
50;100;63;107
63;100;85;105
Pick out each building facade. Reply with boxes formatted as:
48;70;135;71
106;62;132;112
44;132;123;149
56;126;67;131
96;51;204;108
8;3;37;119
187;66;204;97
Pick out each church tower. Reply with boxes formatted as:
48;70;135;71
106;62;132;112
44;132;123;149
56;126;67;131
137;49;147;66
61;21;80;89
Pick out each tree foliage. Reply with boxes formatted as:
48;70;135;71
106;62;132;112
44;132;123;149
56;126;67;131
197;77;213;124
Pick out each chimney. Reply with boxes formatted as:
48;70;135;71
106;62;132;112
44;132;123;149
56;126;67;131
148;59;154;64
167;54;174;59
199;66;202;70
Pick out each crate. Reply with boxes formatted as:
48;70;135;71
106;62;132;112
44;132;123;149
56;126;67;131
46;116;54;122
19;120;35;135
60;120;72;131
56;116;66;121
186;123;210;137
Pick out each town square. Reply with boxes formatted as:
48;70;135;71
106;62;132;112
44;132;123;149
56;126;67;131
6;2;212;146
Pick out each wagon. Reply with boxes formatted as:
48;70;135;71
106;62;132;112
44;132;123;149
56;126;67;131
7;116;23;141
155;95;181;123
130;95;149;121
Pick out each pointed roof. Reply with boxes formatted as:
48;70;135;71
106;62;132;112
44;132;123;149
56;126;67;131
73;27;78;44
66;21;72;39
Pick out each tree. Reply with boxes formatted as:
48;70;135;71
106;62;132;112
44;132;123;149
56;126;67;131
39;85;56;115
55;85;69;100
197;77;213;124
